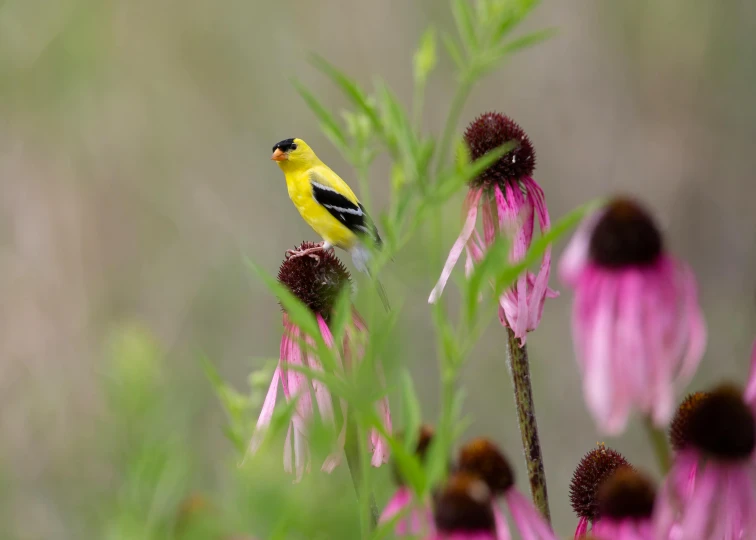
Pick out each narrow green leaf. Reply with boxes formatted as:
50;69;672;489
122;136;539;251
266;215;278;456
494;0;540;40
245;259;320;342
413;26;437;86
329;286;353;350
493;200;601;295
498;28;556;55
292;79;348;149
310;55;382;131
400;370;422;452
465;234;509;325
282;363;353;403
431;140;517;205
367;412;426;494
442;32;466;70
451;0;478;52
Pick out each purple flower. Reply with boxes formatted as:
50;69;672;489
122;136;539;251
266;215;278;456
455;438;557;539
429;112;556;345
380;426;435;536
655;372;756;539
559;198;706;434
570;444;633;538
247;242;392;480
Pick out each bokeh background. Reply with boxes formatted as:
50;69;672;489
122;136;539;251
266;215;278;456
2;0;756;538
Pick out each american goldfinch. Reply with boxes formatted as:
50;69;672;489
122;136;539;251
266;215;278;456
271;137;389;310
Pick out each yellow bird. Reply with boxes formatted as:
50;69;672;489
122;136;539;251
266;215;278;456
271;137;389;310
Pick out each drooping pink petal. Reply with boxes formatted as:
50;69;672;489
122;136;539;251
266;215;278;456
504;489;556;540
559;209;603;286
492;504;511;540
247;366;281;456
574;516;589;539
429;188;483;303
745;340;756;407
677;461;720;538
380;487;432;536
523;177;555;333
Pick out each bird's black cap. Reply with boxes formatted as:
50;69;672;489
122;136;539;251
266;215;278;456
273;138;297;153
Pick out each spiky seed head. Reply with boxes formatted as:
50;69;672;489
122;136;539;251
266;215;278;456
463;112;536;189
277;242;351;321
589;198;663;269
456;438;514;495
569;443;632;522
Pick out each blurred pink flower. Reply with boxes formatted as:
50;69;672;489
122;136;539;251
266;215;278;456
456;438;556;540
429;112;556;345
247;243;391;480
588;468;657;540
559;198;706;434
655;373;756;539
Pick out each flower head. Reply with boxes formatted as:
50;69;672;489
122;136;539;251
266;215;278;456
248;243;391;481
430;112;556;344
278;241;351;321
429;473;496;540
590;469;656;540
455;438;556;539
570;444;632;537
669;391;710;452
464;112;536;189
559;198;706;434
656;380;756;539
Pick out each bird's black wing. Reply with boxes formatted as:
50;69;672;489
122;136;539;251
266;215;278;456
310;174;382;247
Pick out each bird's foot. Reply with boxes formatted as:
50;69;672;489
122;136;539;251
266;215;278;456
286;243;327;264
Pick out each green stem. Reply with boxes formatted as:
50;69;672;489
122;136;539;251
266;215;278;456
345;416;379;536
505;328;551;523
434;76;472;175
644;416;671;474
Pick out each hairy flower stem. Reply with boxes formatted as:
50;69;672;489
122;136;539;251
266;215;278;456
344;417;379;532
505;327;552;523
643;416;671;474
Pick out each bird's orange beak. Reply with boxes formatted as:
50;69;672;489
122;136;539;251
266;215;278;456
271;148;287;161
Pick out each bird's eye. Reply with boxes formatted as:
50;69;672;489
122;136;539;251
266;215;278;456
290;143;298;150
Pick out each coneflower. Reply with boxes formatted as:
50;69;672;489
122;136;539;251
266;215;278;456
559;198;706;434
590;468;656;540
248;242;391;480
429;112;556;345
455;438;556;539
569;443;632;538
429;473;497;540
655;367;756;539
380;425;436;536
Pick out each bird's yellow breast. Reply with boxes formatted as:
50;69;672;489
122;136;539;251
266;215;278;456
285;170;358;249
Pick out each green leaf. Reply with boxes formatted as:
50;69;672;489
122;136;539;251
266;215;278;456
442;32;466;71
328;285;353;350
493;199;601;296
500;28;556;53
494;0;540;41
431;140;517;205
400;370;422;453
282;363;353;403
413;26;437;86
292;79;348;150
465;234;509;325
451;0;478;52
310;55;382;132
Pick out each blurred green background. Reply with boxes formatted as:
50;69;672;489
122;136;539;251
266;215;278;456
1;0;755;538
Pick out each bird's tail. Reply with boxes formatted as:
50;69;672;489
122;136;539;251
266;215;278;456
351;244;391;312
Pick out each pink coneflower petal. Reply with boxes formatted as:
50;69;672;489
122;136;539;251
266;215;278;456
248;366;280;456
492;505;511;540
677;462;719;537
745;340;756;406
505;489;557;540
573;516;589;538
429;188;483;304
